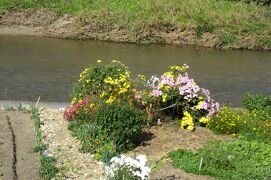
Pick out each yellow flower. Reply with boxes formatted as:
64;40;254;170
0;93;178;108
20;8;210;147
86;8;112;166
196;101;204;110
137;74;146;81
162;94;167;102
106;96;115;104
100;92;106;98
187;125;195;131
118;88;128;94
164;86;171;91
163;71;173;77
78;99;83;103
71;97;77;104
158;83;164;88
89;104;95;108
199;117;210;124
97;59;102;63
180;111;195;131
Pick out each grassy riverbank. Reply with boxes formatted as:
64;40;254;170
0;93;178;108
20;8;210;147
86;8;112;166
1;0;270;49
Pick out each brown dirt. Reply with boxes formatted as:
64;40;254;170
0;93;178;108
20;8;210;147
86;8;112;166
0;8;269;50
0;110;40;180
128;122;230;180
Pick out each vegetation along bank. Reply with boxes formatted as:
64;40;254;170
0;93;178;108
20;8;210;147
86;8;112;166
0;0;270;50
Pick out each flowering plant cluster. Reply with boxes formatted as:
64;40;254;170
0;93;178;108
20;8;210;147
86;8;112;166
134;64;220;130
105;154;151;180
72;60;134;106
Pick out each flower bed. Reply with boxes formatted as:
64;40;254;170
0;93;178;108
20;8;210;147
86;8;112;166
63;60;219;177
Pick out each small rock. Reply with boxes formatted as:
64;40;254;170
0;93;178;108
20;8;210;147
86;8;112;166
0;172;3;176
43;149;53;157
0;139;4;145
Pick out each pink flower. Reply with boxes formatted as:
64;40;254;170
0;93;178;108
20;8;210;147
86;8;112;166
151;89;163;97
135;93;142;101
161;75;175;87
157;118;161;125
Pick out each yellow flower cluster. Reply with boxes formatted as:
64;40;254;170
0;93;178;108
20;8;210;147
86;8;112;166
199;117;210;124
180;111;195;131
102;71;131;104
79;67;91;82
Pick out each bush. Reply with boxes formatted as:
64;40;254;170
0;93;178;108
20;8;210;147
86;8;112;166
242;93;271;111
72;60;134;106
136;64;220;129
208;107;271;142
68;103;145;160
168;139;271;180
91;103;145;152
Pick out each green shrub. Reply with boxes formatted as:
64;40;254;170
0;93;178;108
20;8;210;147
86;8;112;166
208;107;271;142
168;139;271;180
91;103;145;152
68;103;145;161
242;93;271;111
207;107;241;134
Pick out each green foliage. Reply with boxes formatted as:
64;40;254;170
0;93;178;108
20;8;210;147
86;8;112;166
91;103;145;151
233;0;271;5
242;93;271;111
168;139;271;180
39;156;59;180
208;107;271;143
30;106;58;178
195;17;215;36
218;34;237;45
107;165;139;180
257;38;271;48
68;103;145;161
0;0;270;49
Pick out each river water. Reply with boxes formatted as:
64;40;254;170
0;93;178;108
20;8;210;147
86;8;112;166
0;35;270;106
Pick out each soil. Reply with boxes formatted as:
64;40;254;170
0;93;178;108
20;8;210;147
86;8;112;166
128;122;230;180
0;8;269;50
0;110;40;180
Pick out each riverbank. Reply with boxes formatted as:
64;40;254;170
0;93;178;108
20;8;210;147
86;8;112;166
0;0;270;50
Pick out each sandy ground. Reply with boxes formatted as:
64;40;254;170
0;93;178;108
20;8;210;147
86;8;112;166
127;123;230;180
0;110;40;180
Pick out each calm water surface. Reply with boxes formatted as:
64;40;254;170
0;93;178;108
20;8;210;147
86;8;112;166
0;35;270;106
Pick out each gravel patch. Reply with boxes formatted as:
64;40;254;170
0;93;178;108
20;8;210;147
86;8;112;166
39;108;104;179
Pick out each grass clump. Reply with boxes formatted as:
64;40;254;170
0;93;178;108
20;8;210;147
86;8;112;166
168;139;271;180
29;106;58;179
39;156;59;180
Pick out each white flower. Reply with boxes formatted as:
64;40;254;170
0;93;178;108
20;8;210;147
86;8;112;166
105;154;151;180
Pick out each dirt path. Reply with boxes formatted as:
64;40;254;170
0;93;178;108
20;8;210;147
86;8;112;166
0;110;40;180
